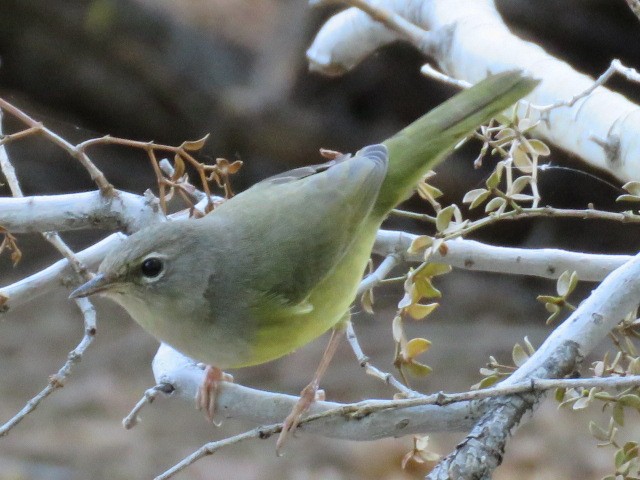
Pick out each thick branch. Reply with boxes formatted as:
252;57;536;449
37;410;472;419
374;229;630;281
428;250;640;478
309;0;640;181
0;190;163;234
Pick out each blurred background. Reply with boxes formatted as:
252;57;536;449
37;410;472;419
1;0;640;478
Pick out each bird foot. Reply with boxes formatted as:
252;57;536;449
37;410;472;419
276;381;319;454
195;365;234;426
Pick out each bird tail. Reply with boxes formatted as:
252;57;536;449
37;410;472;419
374;70;539;217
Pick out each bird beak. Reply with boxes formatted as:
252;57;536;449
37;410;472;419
69;273;113;299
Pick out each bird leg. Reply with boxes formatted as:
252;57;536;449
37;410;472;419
276;323;346;453
196;365;234;426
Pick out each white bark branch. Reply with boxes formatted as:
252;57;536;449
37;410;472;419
429;250;640;478
374;229;630;281
0;190;164;234
308;0;640;182
0;233;126;313
149;343;482;439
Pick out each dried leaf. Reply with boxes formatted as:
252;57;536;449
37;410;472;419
172;154;185;180
181;133;210;151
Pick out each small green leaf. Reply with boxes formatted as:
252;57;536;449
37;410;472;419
405;361;433;377
623;441;639;457
523;336;536;355
406;302;439;320
392;316;404;343
573;396;591;410
485;197;506;213
589;421;610;442
512;343;529;367
405;337;432;358
616;194;640;203
510;193;534;202
628;357;640;375
472;374;499;390
615;448;626;469
419;263;453;278
527;139;551;156
414;277;442;299
361;289;374;314
537;295;561;305
557;270;573;297
463;188;491;209
495;127;515;140
545;303;561;314
555;387;566;403
417;181;443;201
511;175;531;195
512;145;533;172
619;394;640;411
436;205;456;232
518;118;533;131
623;181;640;196
397;290;414;309
407;235;433;254
485;169;502;190
613;402;625;426
463;188;488;204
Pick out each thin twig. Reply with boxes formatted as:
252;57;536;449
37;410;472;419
306;374;640;422
155;424;282;480
0;98;113;193
0;112;97;435
0;297;97;436
122;384;173;430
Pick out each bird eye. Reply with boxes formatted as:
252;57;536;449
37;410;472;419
140;257;163;278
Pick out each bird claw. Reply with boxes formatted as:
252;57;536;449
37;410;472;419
276;381;319;454
195;365;233;426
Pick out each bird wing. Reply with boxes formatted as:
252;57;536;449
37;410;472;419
213;144;388;310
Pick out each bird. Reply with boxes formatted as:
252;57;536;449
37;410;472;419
70;71;537;447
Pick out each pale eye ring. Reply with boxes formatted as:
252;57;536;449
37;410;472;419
140;257;164;278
